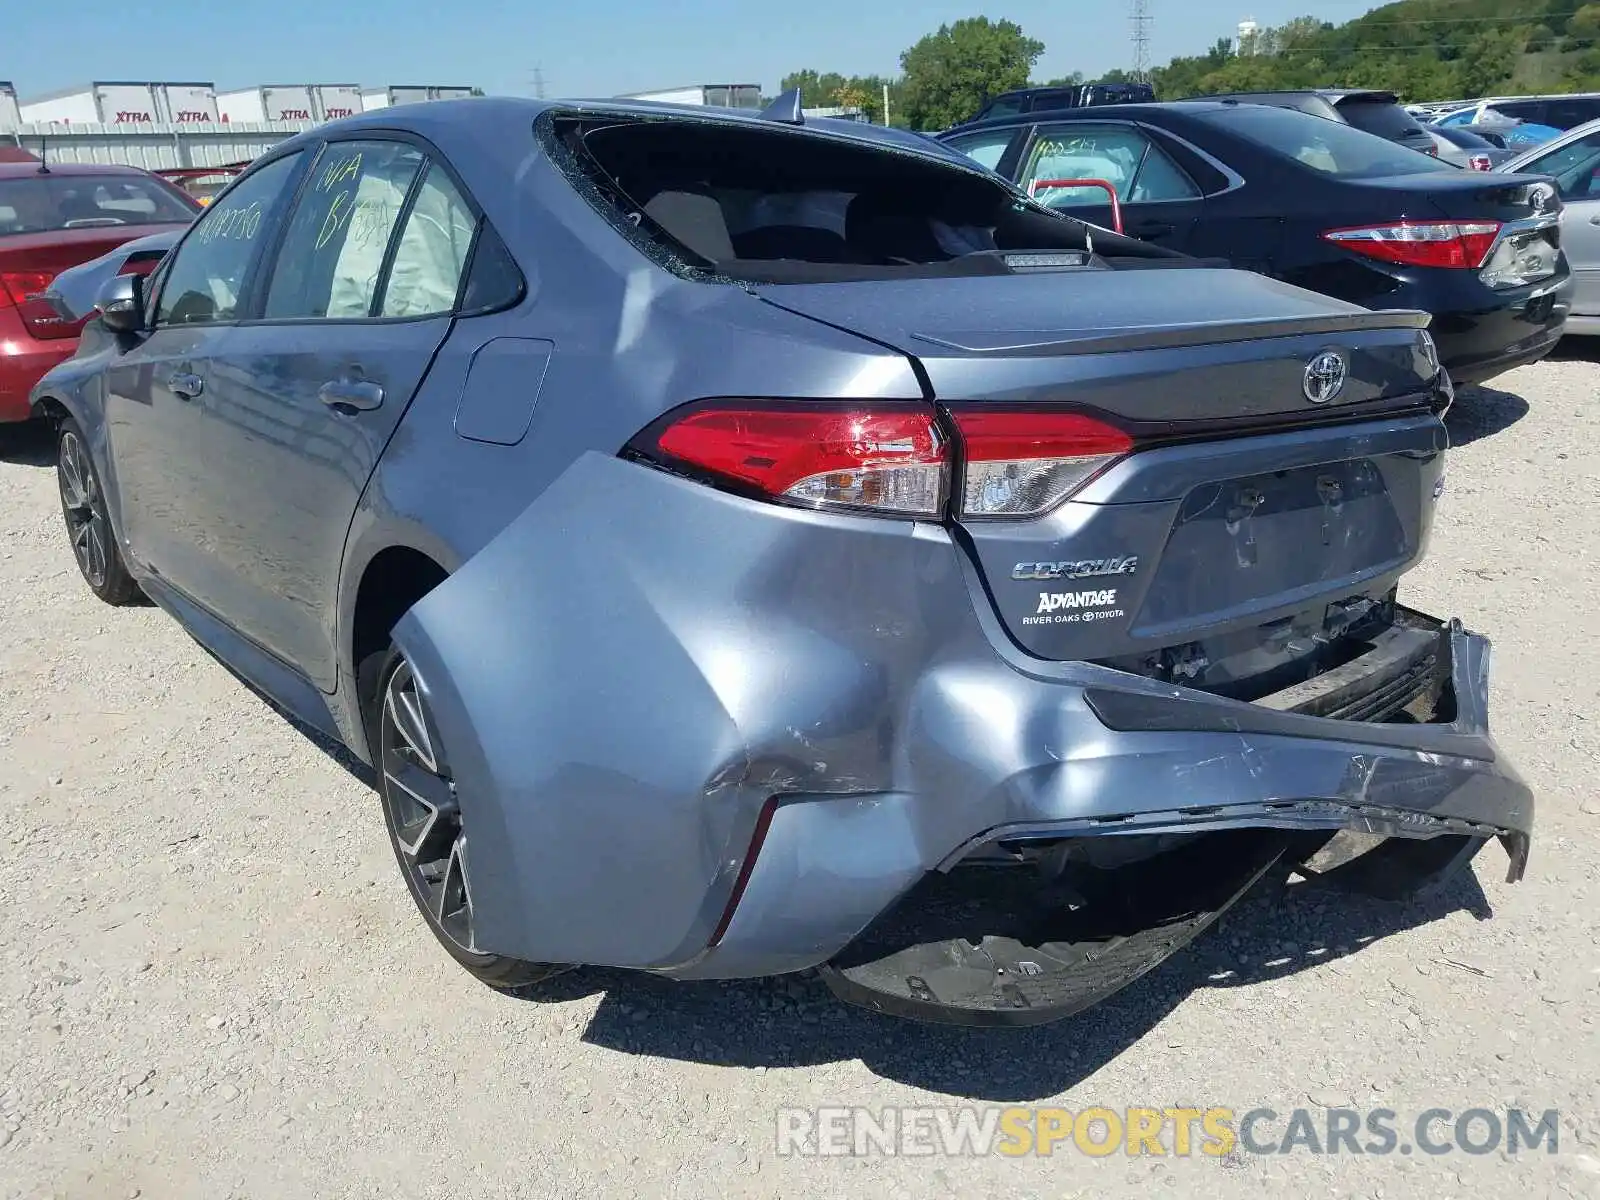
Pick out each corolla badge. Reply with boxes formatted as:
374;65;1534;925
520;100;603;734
1302;350;1348;404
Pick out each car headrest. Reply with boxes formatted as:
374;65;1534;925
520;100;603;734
642;191;735;263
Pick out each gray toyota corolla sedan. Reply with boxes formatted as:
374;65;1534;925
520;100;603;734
31;95;1532;1026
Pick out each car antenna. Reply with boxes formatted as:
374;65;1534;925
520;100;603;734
759;87;805;125
35;136;50;174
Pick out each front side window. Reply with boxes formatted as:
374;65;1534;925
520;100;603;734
1525;131;1600;199
380;164;478;317
263;140;424;320
1544;98;1600;129
154;152;302;326
1022;124;1199;207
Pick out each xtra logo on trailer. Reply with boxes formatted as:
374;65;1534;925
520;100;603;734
324;108;355;118
174;111;210;122
114;111;154;123
276;109;312;120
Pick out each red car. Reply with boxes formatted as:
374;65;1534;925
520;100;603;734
0;160;200;422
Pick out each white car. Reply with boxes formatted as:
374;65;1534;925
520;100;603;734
1502;117;1600;335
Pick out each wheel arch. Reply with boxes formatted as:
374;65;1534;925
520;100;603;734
336;538;457;763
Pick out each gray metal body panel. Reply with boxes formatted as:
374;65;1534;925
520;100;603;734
1503;118;1600;319
30;97;1533;986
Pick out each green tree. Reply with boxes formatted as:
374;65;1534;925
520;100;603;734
1569;4;1600;41
899;16;1045;130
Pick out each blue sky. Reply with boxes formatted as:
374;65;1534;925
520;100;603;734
8;1;1389;99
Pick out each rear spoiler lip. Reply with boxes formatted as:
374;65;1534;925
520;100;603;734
909;308;1432;357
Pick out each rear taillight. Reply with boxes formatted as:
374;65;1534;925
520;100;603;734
0;270;55;310
633;401;1135;521
948;408;1133;518
1322;221;1501;270
646;403;948;516
1468;153;1493;172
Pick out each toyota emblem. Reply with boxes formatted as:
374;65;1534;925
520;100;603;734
1303;350;1348;404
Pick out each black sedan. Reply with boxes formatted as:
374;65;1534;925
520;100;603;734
941;100;1572;385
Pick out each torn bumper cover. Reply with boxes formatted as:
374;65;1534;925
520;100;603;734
390;455;1532;1025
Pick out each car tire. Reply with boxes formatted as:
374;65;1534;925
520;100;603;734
361;643;566;990
56;417;141;606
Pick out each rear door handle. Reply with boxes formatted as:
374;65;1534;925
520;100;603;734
168;372;203;399
318;379;384;413
1587;213;1600;226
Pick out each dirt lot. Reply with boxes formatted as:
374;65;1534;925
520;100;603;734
1;358;1597;1200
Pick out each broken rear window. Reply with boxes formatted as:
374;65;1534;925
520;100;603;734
544;113;1184;282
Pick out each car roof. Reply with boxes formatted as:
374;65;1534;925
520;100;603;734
938;99;1239;134
1202;89;1398;103
0;161;162;180
279;94;983;172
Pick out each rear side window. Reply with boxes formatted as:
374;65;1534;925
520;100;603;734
0;174;196;237
979;97;1024;121
263;140;424;319
1337;99;1427;140
380;164;478;317
1199;105;1452;179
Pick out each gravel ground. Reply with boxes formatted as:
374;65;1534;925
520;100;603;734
1;357;1597;1200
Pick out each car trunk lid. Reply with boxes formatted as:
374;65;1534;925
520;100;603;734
757;266;1446;692
0;222;185;339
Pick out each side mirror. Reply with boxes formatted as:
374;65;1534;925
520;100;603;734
95;274;145;334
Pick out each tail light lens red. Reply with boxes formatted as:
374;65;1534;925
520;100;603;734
0;270;56;310
634;402;1135;520
1322;221;1501;269
948;409;1133;517
1468;153;1494;172
649;404;948;516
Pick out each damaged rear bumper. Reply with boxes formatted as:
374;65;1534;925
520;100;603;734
389;455;1532;1024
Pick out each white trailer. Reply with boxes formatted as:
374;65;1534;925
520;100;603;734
217;84;365;123
617;84;763;109
312;85;363;121
359;86;475;110
0;82;18;128
19;81;218;125
218;85;317;123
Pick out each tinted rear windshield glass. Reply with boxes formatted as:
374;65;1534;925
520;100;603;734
1337;98;1427;139
548;115;1185;282
1197;104;1453;178
1435;126;1493;150
0;174;196;236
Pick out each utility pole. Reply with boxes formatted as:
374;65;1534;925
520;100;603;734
532;66;547;100
882;82;891;126
1131;0;1152;83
